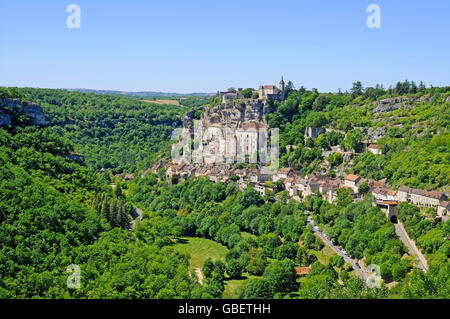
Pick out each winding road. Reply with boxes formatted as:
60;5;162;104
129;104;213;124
303;211;370;282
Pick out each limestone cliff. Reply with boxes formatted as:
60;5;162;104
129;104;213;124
183;100;272;133
0;98;46;126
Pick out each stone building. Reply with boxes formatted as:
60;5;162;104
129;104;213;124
372;186;397;201
367;144;382;155
344;174;361;193
256;77;286;101
397;186;447;208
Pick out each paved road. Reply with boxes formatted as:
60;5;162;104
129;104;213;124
303;211;370;282
394;223;427;271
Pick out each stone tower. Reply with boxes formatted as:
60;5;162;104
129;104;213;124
279;76;285;98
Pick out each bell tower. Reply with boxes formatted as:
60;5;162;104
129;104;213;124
279;76;285;98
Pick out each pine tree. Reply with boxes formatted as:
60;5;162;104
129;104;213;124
110;199;120;227
101;198;110;222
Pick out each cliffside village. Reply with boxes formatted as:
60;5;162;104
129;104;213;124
114;78;450;221
160;157;449;220
152;78;449;221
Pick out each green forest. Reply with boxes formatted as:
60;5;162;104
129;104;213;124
0;84;448;299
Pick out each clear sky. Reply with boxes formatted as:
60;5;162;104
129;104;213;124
1;0;449;93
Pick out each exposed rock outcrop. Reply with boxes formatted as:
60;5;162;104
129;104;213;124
366;126;387;142
0;98;46;126
183;100;270;134
373;96;432;114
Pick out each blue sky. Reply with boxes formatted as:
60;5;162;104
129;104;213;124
1;0;449;93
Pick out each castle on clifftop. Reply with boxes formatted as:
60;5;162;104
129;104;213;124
218;77;286;104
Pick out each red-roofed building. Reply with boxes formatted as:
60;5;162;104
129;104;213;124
368;144;382;155
344;174;361;193
295;267;310;276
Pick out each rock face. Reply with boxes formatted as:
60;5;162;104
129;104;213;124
183;100;269;133
23;102;46;125
0;99;46;126
373;97;410;114
0;98;21;111
366;126;387;141
373;96;432;114
201;100;268;129
0;112;11;126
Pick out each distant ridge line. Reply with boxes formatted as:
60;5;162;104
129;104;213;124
65;88;215;97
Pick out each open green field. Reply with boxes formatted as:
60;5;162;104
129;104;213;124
312;238;338;265
174;236;263;298
224;274;260;299
173;237;228;270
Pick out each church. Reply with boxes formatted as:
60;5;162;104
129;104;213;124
256;77;286;101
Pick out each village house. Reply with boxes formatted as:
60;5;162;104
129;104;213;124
301;176;322;197
372;186;397;201
344;174;361;193
218;88;244;103
318;178;343;203
249;170;271;184
368;144;382;155
284;175;301;197
295;267;311;277
272;167;292;182
397;186;447;208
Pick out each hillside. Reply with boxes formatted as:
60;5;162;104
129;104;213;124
265;82;450;191
8;88;190;175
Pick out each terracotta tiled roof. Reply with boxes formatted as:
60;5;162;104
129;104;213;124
295;267;310;276
368;144;380;149
345;174;360;182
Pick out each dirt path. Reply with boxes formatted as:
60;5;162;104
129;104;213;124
194;268;204;286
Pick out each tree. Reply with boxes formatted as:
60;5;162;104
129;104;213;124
240;278;273;299
331;255;345;268
242;88;253;99
336;188;353;206
358;182;370;195
202;258;215;278
351;81;363;97
226;259;244;279
342;129;363;152
246;257;267;276
304;232;315;249
263;259;297;294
